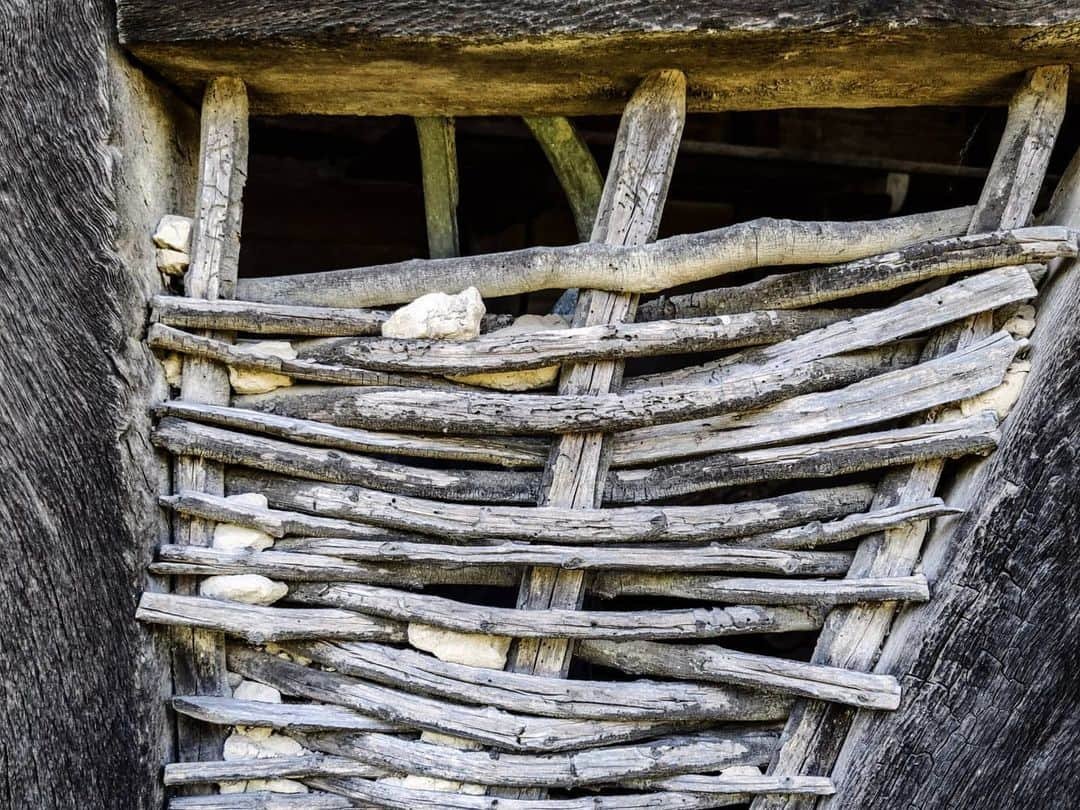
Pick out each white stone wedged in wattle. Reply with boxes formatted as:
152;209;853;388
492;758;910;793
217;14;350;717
450;313;569;390
229;340;296;395
233;680;282;703
407;623;510;669
153;214;194;252
213;523;274;552
199;574;288;605
382;287;485;340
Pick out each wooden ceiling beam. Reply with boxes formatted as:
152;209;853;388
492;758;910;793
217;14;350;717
117;2;1080;115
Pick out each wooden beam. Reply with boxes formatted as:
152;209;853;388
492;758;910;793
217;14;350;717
289;639;792;722
116;2;1080;114
170;75;248;770
755;64;1069;810
289;582;830;640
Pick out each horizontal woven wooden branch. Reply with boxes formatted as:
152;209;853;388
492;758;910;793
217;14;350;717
234;207;975;307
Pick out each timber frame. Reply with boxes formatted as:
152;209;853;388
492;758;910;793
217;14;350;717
113;4;1080;809
115;2;1080;115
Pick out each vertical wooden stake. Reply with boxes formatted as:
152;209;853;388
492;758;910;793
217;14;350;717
172;76;249;776
496;70;685;800
755;65;1068;810
415;117;460;259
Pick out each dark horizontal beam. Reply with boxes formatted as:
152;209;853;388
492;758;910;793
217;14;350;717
117;2;1080;115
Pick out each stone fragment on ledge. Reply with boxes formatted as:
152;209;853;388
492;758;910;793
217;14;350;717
199;574;288;605
153;214;194;253
382;286;485;340
407;623;510;669
229;340;296;394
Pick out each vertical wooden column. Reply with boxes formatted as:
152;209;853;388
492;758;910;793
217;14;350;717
414;117;460;259
756;65;1068;810
506;70;686;680
172;76;249;770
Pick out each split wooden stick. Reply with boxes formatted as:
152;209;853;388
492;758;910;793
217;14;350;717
169;75;249;768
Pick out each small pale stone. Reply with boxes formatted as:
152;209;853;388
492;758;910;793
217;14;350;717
153;214;194;252
407;623;510;669
161;352;183;387
229;341;297;395
199;574;288;605
249;779;309;794
214;523;274;552
960;359;1031;420
219;782;247;794
156;248;190;277
450;313;569;391
1003;304;1036;339
228;492;269;510
382;287;485;341
264;642;313;666
223;730;305;761
233;680;282;703
226;671;244;689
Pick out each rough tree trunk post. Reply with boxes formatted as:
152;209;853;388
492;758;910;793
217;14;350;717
0;2;197;807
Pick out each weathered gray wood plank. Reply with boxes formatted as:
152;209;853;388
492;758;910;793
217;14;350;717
181;727;777;788
151;295;513;336
590;574;930;606
289;639;792;722
227;472;873;544
157;400;547;467
153;417;539;503
606;411;1000;503
289;581;828;640
628;265;1034;391
576;640;900;711
614;331;1017;465
233;207;973;307
137;592;406;644
636;226;1074;320
294;309;856;374
151;545;519;588
172;696;398;733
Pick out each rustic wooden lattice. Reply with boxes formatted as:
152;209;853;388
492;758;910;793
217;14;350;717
138;65;1072;808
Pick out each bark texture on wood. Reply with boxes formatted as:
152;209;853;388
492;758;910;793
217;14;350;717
0;4;191;806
